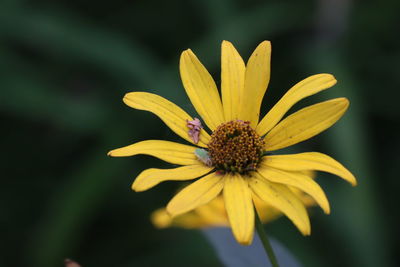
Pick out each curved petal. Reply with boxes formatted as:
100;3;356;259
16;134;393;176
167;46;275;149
263;152;357;186
180;49;225;130
249;172;311;235
257;74;337;136
195;197;228;227
257;165;330;214
107;140;198;165
239;41;271;127
264;98;349;151
253;195;284;223
166;172;225;216
132;164;213;192
123;92;210;147
150;208;174;229
221;40;246;121
223;174;254;245
151;208;206;229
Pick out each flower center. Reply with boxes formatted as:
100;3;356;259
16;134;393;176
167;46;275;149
207;120;265;174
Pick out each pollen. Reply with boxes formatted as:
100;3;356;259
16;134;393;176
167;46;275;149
207;120;265;174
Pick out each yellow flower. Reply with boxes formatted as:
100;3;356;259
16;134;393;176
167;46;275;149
108;40;357;245
151;187;316;230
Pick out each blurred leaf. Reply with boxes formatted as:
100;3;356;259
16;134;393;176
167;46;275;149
189;1;311;66
302;44;391;267
0;7;162;86
0;48;111;133
28;147;130;267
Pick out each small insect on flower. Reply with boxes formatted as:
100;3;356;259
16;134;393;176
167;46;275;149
194;148;212;167
187;118;203;144
108;40;357;245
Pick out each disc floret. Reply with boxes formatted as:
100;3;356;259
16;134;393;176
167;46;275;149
208;120;265;174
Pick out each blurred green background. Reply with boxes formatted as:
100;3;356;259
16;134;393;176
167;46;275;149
1;0;399;266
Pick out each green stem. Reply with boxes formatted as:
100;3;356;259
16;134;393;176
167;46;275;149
254;208;280;267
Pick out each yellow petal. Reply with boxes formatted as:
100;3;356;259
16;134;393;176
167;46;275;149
257;165;330;214
166;172;225;216
223;174;254;245
249;172;311;235
123;92;210;147
151;208;174;228
264;98;349;151
151;208;207;229
263;152;357;186
253;195;283;224
195;198;228;227
298;170;317;179
132;164;213;192
107;140;198;165
180;49;225;130
221;40;246;121
257;74;337;136
239;41;271;127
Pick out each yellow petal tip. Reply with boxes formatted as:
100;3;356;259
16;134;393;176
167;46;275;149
122;92;138;107
325;74;337;86
233;228;254;246
301;228;311;236
346;172;357;186
237;238;253;246
151;209;172;229
131;182;141;192
301;226;311;236
122;94;131;102
254;41;271;53
324;208;331;215
181;49;193;57
260;40;271;46
107;149;121;157
338;97;350;108
323;200;331;214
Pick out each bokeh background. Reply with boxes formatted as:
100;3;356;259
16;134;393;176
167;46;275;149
1;0;399;266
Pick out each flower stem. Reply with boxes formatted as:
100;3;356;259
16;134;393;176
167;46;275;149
254;208;280;267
